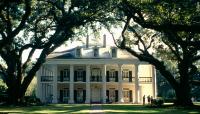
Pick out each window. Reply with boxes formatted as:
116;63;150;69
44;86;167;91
111;48;117;58
109;70;115;78
91;68;101;81
122;70;129;79
59;69;69;81
123;90;129;98
94;48;99;57
77;70;83;81
76;48;81;57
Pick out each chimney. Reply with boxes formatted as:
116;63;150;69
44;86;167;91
103;34;106;47
86;34;89;48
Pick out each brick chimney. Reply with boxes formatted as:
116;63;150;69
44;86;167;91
86;34;89;48
103;34;106;47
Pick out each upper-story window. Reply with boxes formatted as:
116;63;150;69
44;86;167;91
94;48;99;57
122;69;133;82
59;69;70;81
111;48;117;58
76;48;81;57
122;70;129;79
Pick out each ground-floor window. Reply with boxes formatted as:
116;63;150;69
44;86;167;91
59;89;69;103
74;89;86;103
123;90;133;102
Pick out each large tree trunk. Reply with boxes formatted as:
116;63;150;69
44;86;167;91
7;84;22;105
175;57;193;106
174;86;193;106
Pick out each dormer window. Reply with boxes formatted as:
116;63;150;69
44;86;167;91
111;48;117;58
76;48;81;57
94;48;99;57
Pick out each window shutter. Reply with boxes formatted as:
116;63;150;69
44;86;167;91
60;90;63;102
129;90;133;102
129;71;132;82
67;70;70;80
74;71;77;82
83;90;86;103
60;70;63;82
74;90;77;103
106;71;109;82
115;71;118;82
115;90;118;102
106;90;109;103
83;71;86;82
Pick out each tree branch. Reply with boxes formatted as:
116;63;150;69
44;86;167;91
121;16;131;49
22;48;36;73
9;0;31;38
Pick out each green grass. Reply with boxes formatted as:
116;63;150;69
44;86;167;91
0;104;91;114
0;103;200;114
102;103;200;114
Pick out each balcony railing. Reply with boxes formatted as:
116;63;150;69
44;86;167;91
57;76;70;82
41;76;53;82
90;76;102;82
139;77;152;83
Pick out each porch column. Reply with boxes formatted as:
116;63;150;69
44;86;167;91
134;64;139;104
85;65;91;103
69;64;74;103
102;65;106;103
52;65;58;103
118;64;124;103
152;65;157;98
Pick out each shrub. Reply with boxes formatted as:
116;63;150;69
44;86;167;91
151;98;164;107
23;96;42;106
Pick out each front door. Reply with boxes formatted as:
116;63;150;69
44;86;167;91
91;88;101;103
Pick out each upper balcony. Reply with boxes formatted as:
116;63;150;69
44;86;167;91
41;76;53;82
57;76;70;82
139;77;152;83
90;75;102;82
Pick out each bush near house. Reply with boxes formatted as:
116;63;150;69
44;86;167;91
151;98;164;107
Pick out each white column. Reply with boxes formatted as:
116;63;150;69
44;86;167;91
69;64;74;103
152;65;157;98
102;65;106;103
134;64;139;104
52;65;58;103
85;65;91;103
118;64;124;103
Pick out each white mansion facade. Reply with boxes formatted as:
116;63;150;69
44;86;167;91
36;35;157;104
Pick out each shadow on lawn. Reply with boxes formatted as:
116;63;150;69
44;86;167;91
0;104;90;113
102;104;200;114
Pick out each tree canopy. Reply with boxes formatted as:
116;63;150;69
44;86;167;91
0;0;115;104
113;0;200;106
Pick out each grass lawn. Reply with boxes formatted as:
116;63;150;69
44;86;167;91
102;103;200;114
0;104;91;114
0;103;200;114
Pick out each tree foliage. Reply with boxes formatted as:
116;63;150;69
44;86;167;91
0;0;115;104
114;0;200;106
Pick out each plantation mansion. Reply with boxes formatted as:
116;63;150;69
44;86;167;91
36;35;157;104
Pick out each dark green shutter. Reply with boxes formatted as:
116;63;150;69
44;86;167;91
129;90;132;102
67;70;70;81
60;70;63;82
115;90;118;102
74;90;77;103
129;71;132;82
60;90;63;102
115;71;118;82
106;90;109;103
83;71;86;82
83;90;86;103
106;71;109;82
74;71;77;81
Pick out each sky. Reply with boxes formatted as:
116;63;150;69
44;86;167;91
22;28;121;63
